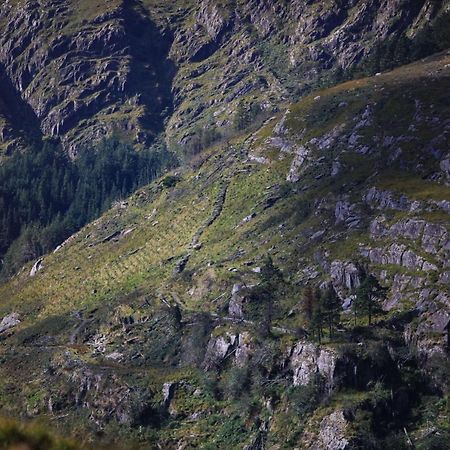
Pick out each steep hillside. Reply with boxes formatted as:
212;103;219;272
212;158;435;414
0;0;449;156
0;53;449;449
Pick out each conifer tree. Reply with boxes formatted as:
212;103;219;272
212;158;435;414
310;287;324;343
301;286;315;327
321;285;341;339
249;256;283;337
353;273;386;325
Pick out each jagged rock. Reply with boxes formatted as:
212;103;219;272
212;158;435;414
426;307;450;334
335;201;350;224
235;332;253;367
312;410;350;450
51;351;152;427
30;257;43;277
273;110;289;135
162;382;177;408
0;0;446;153
173;254;191;275
331;160;341;176
268;136;293;153
370;217;448;265
341;297;353;312
384;273;425;310
239;213;256;226
287;145;309;182
105;352;123;361
335;200;360;228
311;230;326;241
290;342;337;391
361;243;437;272
370;216;425;240
330;261;361;292
364;187;413;211
287;126;344;182
202;332;237;371
422;222;448;255
249;153;270;164
228;283;246;319
0;312;20;333
438;271;450;285
433;199;450;214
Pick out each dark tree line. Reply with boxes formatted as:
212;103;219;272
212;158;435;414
0;138;175;276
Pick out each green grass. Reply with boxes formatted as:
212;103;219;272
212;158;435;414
0;417;80;449
377;172;450;202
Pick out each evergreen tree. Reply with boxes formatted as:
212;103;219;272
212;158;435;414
249;256;283;337
301;286;315;327
353;273;387;325
311;288;324;344
233;101;248;131
321;284;341;339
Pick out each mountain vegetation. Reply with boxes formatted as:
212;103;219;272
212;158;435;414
0;1;449;449
0;138;175;276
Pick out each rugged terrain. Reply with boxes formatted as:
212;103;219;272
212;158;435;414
0;51;449;449
0;0;449;156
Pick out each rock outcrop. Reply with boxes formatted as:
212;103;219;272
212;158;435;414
51;351;152;427
313;410;350;450
0;312;20;334
228;283;246;319
202;332;237;371
289;342;338;391
330;261;362;292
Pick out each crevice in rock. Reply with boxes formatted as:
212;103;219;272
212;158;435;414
121;0;177;140
0;63;43;151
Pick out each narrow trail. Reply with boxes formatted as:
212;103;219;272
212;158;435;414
190;181;229;249
174;176;231;275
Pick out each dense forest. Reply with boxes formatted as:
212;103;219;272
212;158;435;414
0;139;175;277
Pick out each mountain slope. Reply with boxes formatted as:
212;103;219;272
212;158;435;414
0;53;449;449
0;0;449;156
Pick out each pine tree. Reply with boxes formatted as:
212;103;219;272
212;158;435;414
353;273;386;325
321;285;341;339
250;256;283;337
233;101;248;131
311;288;324;344
301;286;315;327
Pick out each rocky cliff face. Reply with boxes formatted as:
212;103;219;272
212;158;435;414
0;0;175;156
0;0;448;156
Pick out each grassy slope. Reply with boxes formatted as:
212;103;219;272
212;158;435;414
0;53;449;447
3;53;448;312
